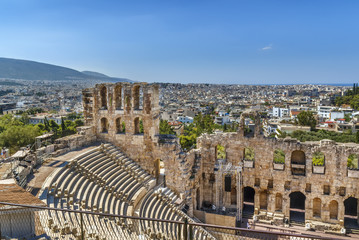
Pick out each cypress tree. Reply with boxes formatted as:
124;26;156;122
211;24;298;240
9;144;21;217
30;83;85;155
61;117;67;136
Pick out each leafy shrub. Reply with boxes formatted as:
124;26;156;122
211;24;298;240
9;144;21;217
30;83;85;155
216;145;226;159
348;154;358;169
244;147;255;161
273;149;285;164
312;152;325;166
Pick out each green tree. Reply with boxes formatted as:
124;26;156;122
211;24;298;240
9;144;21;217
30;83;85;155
19;113;30;125
0;125;41;153
44;117;50;132
74;119;84;127
159;120;175;135
297;111;317;130
345;113;351;122
61;117;67;134
49;120;60;137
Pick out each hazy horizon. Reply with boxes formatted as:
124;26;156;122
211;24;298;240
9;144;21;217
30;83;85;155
1;0;358;84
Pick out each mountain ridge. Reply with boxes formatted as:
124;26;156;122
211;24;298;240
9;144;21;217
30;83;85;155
0;57;133;82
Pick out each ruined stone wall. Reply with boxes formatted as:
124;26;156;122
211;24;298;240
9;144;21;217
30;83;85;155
83;84;359;229
82;83;160;173
193;124;359;227
36;126;97;157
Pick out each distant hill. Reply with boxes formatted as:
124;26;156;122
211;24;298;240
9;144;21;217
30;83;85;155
82;71;110;78
0;57;133;82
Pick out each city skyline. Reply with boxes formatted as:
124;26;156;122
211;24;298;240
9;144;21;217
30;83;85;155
1;0;358;84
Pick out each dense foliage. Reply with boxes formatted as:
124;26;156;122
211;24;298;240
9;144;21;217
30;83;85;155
159;120;175;135
296;111;317;130
0;114;83;154
283;129;359;143
335;83;359;109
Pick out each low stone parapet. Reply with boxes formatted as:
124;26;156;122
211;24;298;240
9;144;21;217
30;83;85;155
348;169;359;178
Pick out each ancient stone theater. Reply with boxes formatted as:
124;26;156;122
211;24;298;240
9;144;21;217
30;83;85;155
80;82;359;234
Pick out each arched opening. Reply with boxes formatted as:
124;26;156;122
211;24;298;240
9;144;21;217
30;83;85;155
133;85;143;110
273;149;285;164
260;191;268;210
134;118;144;135
114;85;122;110
121;121;126;133
348;154;359;169
291;150;306;176
329;200;338;220
231;187;237;205
243;187;255;216
344;197;358;228
100;86;107;109
100;118;108;133
289;191;306;223
115;118;122;134
291;150;306;164
216;145;226;160
313;198;321;218
275;193;282;212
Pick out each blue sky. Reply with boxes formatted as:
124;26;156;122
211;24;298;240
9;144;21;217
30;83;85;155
0;0;358;84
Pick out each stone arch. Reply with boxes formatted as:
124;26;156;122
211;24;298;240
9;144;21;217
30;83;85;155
259;191;268;210
313;197;321;218
100;117;109;133
100;86;107;109
348;154;359;169
114;85;122;110
134;117;144;134
133;85;143;110
275;193;282;211
115;117;122;134
329;200;338;220
289;191;306;222
291;150;306;164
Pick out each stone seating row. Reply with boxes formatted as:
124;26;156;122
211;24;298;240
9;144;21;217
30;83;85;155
43;143;214;239
42;144;156;239
139;187;215;240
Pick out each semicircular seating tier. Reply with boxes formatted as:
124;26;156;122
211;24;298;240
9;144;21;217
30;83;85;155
38;143;215;240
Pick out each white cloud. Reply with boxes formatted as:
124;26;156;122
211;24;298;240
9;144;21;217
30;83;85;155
261;44;272;51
